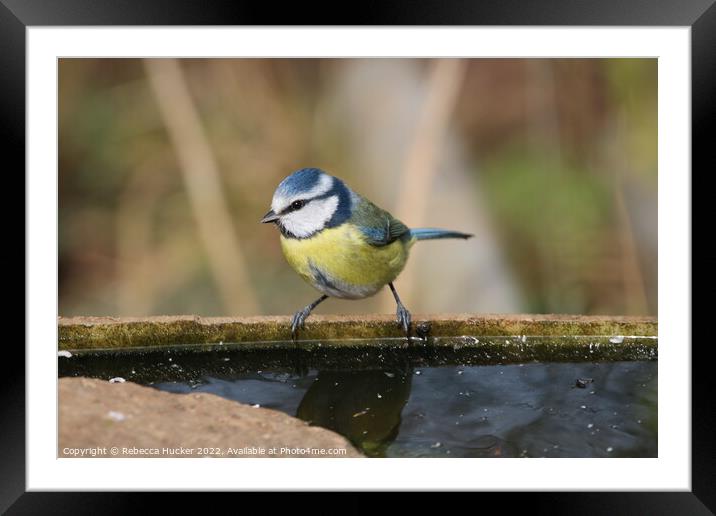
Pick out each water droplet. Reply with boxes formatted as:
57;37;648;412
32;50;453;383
376;393;382;399
606;447;614;453
58;350;72;358
587;423;594;429
415;371;422;375
430;442;442;448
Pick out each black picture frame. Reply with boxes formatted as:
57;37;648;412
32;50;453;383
6;0;713;512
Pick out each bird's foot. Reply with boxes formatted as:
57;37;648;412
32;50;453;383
290;295;329;342
396;303;412;342
415;321;432;342
291;307;311;342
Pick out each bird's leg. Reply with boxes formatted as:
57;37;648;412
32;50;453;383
291;294;329;342
389;282;411;340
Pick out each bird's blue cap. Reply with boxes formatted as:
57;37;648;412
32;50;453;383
275;167;326;198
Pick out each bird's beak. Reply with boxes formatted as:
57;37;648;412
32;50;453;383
260;209;279;224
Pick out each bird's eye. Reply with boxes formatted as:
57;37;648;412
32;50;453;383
291;200;305;210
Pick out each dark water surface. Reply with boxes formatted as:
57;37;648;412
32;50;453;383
59;341;657;458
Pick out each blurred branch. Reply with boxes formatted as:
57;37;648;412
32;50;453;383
143;58;260;315
526;60;564;309
526;60;562;162
116;160;166;315
605;115;649;315
614;173;649;315
382;59;467;311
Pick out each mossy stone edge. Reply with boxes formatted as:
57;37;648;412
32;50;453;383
58;314;658;351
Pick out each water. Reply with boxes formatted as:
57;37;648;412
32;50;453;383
59;340;657;458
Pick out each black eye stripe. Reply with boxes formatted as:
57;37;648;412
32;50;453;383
281;199;307;215
279;187;343;216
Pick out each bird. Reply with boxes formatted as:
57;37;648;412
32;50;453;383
261;167;473;341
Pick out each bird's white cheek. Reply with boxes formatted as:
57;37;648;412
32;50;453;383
280;196;339;238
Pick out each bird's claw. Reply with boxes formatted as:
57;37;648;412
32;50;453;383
290;295;328;342
396;303;412;342
291;308;310;342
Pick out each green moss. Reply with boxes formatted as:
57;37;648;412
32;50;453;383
58;315;657;353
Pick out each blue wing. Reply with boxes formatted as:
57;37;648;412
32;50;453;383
352;198;410;247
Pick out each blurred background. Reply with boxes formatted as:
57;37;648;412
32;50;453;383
59;58;656;318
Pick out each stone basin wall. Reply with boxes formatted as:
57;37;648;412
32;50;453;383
59;314;657;351
59;377;363;458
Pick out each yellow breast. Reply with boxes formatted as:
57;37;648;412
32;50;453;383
280;224;412;299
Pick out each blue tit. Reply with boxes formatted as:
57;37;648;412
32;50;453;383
261;167;472;340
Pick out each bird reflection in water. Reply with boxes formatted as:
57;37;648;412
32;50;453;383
297;368;413;457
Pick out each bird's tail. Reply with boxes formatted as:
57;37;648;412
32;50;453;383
409;228;473;241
